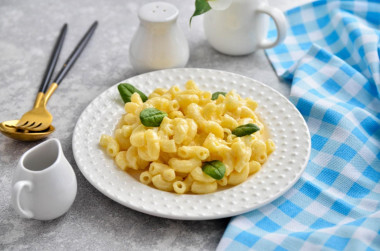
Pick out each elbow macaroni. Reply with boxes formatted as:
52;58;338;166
100;80;275;194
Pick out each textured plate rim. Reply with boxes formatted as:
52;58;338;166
72;68;311;220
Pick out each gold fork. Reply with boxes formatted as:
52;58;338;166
17;83;58;131
17;23;67;131
17;21;98;131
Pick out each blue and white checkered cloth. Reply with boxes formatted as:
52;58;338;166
218;1;380;250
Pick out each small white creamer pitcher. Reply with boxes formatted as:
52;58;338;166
203;0;287;55
11;138;77;220
129;2;189;73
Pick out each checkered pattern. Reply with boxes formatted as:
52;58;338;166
218;1;380;250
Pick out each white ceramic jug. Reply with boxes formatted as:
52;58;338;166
11;138;77;220
203;0;287;55
129;2;189;73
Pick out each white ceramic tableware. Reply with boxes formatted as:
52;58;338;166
129;2;189;73
11;138;77;220
73;68;311;220
203;0;287;55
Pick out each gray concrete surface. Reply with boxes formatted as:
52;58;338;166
0;0;310;250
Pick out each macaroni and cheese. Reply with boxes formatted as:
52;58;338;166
100;80;275;194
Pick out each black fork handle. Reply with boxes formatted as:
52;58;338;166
39;23;67;93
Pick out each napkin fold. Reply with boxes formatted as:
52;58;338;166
218;1;380;250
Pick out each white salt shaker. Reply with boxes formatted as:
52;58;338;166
129;2;189;73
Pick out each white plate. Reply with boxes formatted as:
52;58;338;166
72;68;310;220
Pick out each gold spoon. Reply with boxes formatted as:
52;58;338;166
0;120;55;141
0;24;66;141
0;21;98;142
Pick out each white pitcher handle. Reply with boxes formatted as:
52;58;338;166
256;4;287;49
12;181;34;218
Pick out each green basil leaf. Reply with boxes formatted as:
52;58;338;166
118;83;148;103
211;91;227;100
140;108;167;127
232;123;260;137
190;0;211;26
202;160;226;180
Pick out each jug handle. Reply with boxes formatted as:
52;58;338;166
256;4;287;49
12;181;34;218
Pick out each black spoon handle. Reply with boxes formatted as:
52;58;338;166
53;21;98;85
